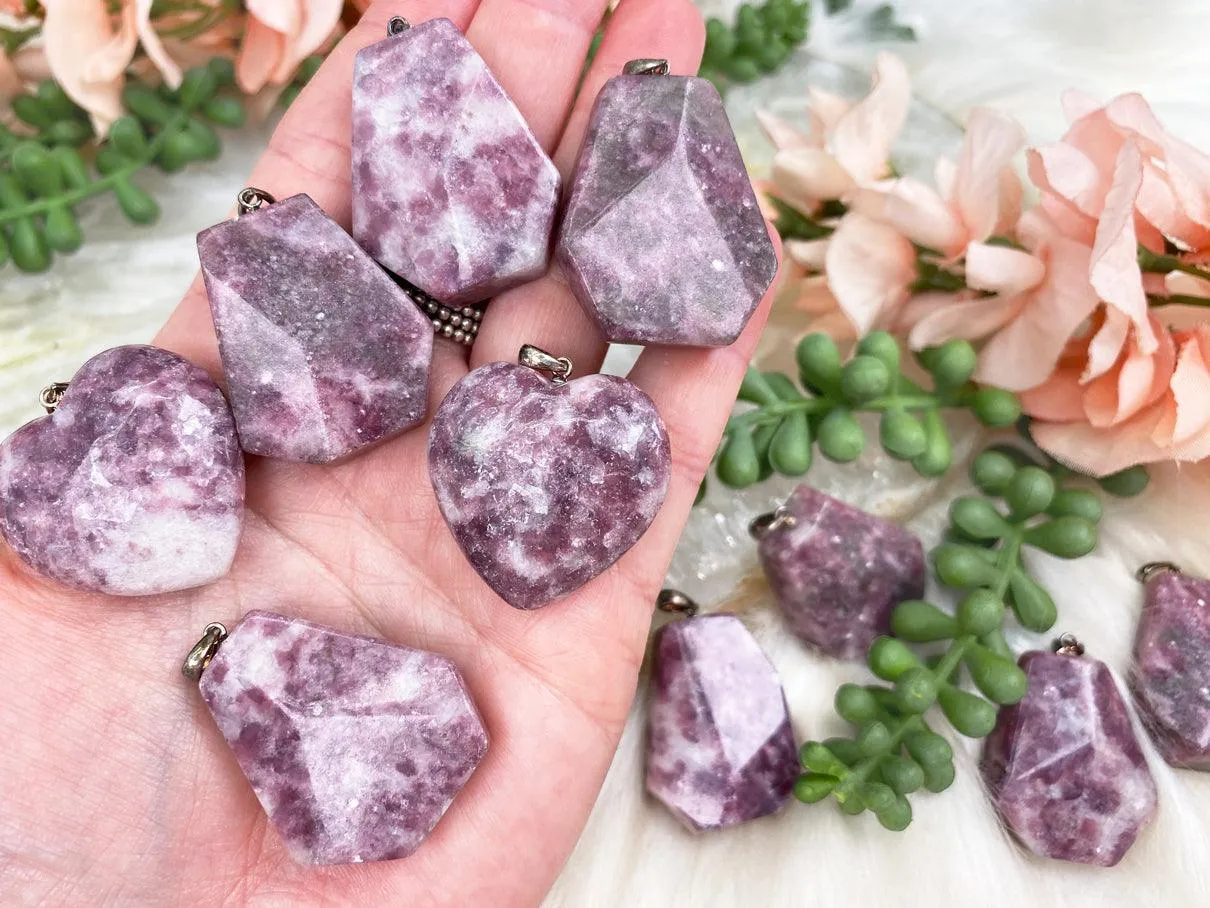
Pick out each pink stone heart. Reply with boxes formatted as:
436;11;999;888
0;345;245;596
428;362;670;609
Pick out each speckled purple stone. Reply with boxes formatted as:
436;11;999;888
199;610;488;866
557;74;777;347
198;193;433;463
352;18;560;305
1132;570;1210;768
646;614;797;831
982;651;1157;867
0;346;243;596
428;362;670;609
756;485;924;660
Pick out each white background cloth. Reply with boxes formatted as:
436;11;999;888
2;2;1210;905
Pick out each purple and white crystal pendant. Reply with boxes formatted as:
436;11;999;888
1131;561;1210;768
351;17;561;305
646;590;798;831
981;636;1158;867
197;189;434;464
753;486;925;660
184;611;489;866
0;345;245;596
557;59;778;348
428;344;671;610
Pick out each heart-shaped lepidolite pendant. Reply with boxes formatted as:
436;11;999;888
0;345;245;596
428;347;670;609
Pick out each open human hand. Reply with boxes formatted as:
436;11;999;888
0;1;779;904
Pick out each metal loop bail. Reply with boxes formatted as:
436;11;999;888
40;382;70;414
1052;633;1085;657
657;589;699;618
236;187;276;216
388;15;411;35
519;344;573;384
1137;561;1182;584
749;505;797;540
182;622;229;681
623;58;670;76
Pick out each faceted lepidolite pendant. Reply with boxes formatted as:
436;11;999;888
352;18;560;304
0;345;244;596
557;72;778;347
756;485;925;660
1132;567;1210;768
198;193;433;463
428;360;670;609
647;614;798;830
199;611;488;865
981;650;1157;867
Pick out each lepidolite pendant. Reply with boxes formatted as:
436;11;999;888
352;17;560;304
428;346;670;609
1131;563;1210;768
197;192;434;463
981;645;1157;867
557;61;778;347
754;486;925;660
0;345;244;596
193;611;488;865
646;593;798;831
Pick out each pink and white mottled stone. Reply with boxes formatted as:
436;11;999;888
428;362;670;609
557;74;777;347
198;194;433;463
352;18;560;304
981;651;1157;867
1132;569;1210;768
756;485;925;660
199;610;488;866
0;345;244;596
647;614;798;831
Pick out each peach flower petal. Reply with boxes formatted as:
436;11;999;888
785;238;829;271
907;294;1020;349
772;148;856;208
808;86;852;135
1163;328;1210;445
952;108;1026;241
964;242;1046;296
756;111;811;152
135;0;181;89
42;0;136;134
850;179;964;253
237;17;285;94
829;52;910;185
825;213;917;335
1020;364;1087;422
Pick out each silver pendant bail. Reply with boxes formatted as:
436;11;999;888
623;58;670;76
519;344;573;384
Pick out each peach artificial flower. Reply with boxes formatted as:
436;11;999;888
236;0;343;94
40;0;181;135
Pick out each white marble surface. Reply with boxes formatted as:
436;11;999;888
4;2;1210;906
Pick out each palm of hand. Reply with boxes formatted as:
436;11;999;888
0;2;777;905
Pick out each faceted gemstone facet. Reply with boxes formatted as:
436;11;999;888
557;74;777;347
352;18;560;304
198;194;433;463
757;485;925;660
428;362;670;609
0;345;244;596
1132;569;1210;768
199;610;488;866
647;614;798;831
981;651;1157;867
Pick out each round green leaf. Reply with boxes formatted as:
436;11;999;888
964;644;1028;705
768;409;812;476
1025;516;1098;558
971;387;1022;426
867;636;922;681
880;756;924;795
956;589;1005;636
816;409;864;462
948;496;1010;540
43;205;82;254
178;66;219;109
880;408;927;459
1008;568;1058;632
835;683;880;724
1098;465;1150;497
937;686;997;737
904;730;952;768
894;667;938;713
113;180;161;225
800;742;846;775
932;543;997;588
891;600;957;642
9;219;50;272
840;355;891;404
794;773;838;803
857;330;900;373
875;794;913;831
970;449;1018;495
716;429;761;488
857;721;892;757
201;96;246;129
926;339;977;389
797;332;842;393
1005;466;1055;518
11;142;62;196
912;410;952;477
1047;489;1103;522
108;116;148;159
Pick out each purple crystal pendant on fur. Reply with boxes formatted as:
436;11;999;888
1132;566;1210;768
352;18;560;304
557;71;777;347
647;614;798;830
197;193;433;463
981;650;1157;867
0;345;244;596
199;611;488;865
428;360;670;609
756;485;925;660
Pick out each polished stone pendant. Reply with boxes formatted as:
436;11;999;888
197;191;433;463
981;642;1157;867
753;486;925;660
0;345;244;596
557;60;778;347
646;591;798;831
352;17;560;305
189;611;488;866
428;345;670;609
1132;562;1210;768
